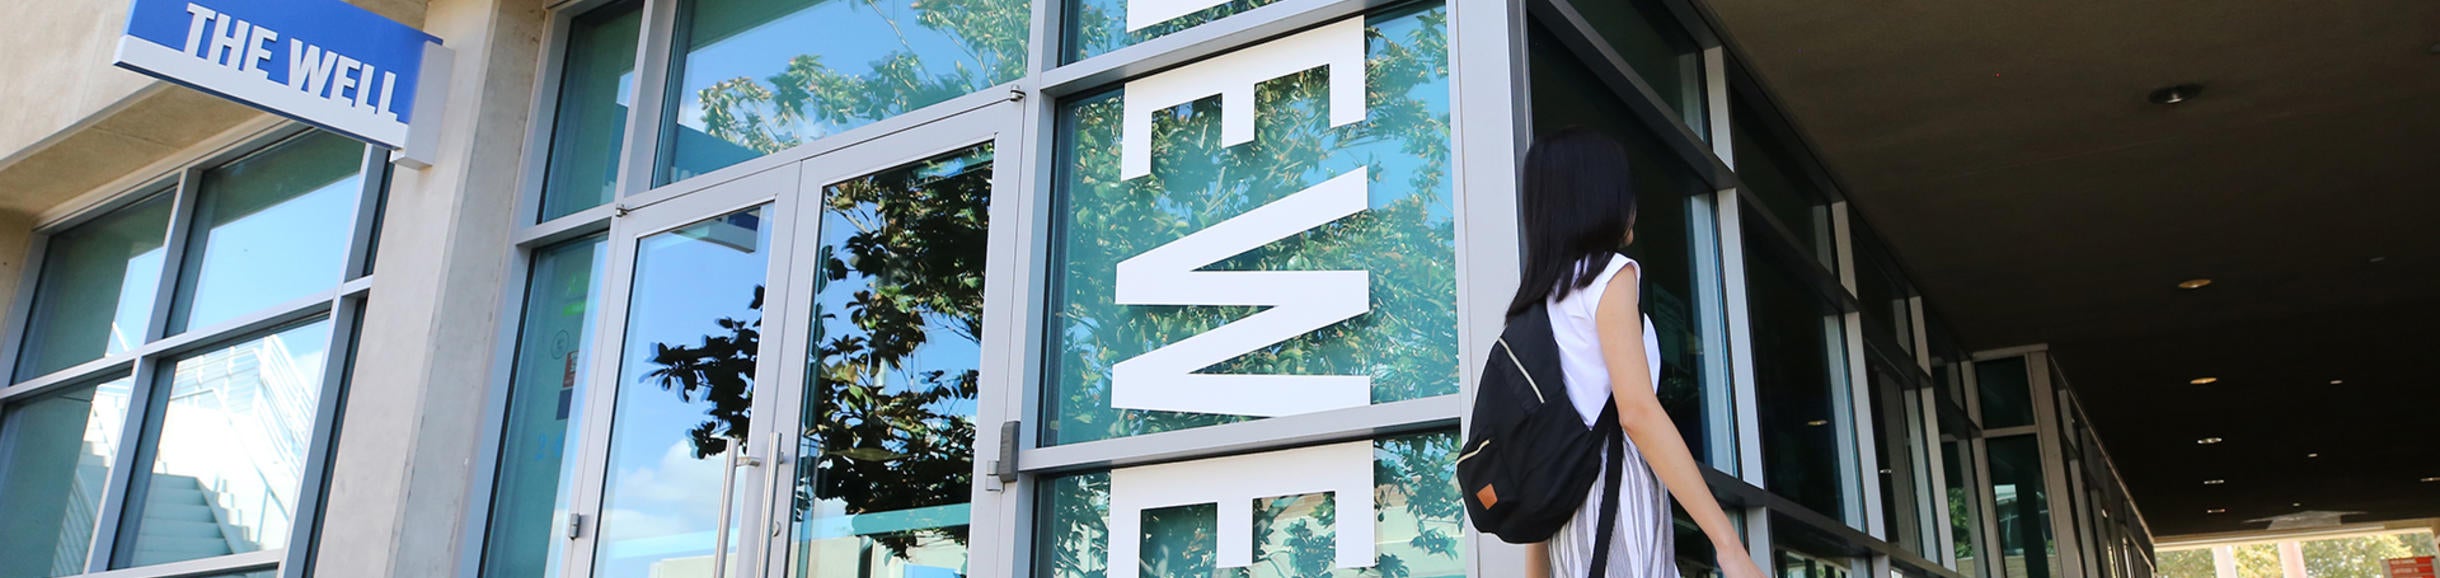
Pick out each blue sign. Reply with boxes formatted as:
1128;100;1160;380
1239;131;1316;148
114;0;449;159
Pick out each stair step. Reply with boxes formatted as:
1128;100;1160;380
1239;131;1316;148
136;518;227;540
140;501;218;523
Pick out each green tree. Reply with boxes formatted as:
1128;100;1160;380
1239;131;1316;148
2302;533;2435;578
2153;548;2213;578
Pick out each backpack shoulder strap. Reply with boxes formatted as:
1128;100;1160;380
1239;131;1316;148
1586;402;1626;577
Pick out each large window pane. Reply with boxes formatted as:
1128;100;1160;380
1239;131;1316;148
1945;438;1985;577
1730;102;1836;272
15;195;173;380
124;320;334;567
1747;224;1853;524
1868;364;1926;555
1976;357;2034;429
1034;431;1463;577
538;1;644;221
787;144;993;578
593;206;771;578
478;236;608;578
170;132;365;333
1989;435;2057;578
1043;4;1454;445
655;0;1029;185
1528;22;1731;472
1064;0;1276;63
1571;0;1704;129
0;376;134;577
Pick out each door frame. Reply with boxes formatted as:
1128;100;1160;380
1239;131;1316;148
757;101;1028;577
563;162;805;578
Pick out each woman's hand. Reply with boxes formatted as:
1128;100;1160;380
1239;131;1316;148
1715;548;1768;578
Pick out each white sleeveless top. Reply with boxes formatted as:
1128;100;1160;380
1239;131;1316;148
1547;254;1663;427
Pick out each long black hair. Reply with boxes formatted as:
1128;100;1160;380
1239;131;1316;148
1508;127;1638;317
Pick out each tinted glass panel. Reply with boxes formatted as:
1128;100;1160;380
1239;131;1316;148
787;144;993;578
1989;435;2057;578
1065;0;1278;63
0;376;134;577
125;320;334;567
171;132;364;333
1043;5;1453;445
1976;357;2034;429
1730;103;1835;272
1946;439;1985;577
656;0;1029;185
1529;23;1731;471
478;236;608;578
16;196;172;379
1869;365;1925;555
1573;0;1703;128
538;1;644;221
593;206;771;578
1034;431;1463;576
1747;221;1851;524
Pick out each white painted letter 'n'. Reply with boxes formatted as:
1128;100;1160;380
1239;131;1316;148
1111;169;1371;417
1108;441;1377;573
1119;17;1366;180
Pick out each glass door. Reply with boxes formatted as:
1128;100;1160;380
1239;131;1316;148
758;107;1021;578
567;163;806;578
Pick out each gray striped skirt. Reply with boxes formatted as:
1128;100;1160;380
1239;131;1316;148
1546;436;1680;578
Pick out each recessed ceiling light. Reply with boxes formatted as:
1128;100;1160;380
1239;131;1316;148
2203;479;2226;485
2197;437;2225;445
2149;84;2204;105
2307;452;2321;458
2329;379;2344;385
2422;476;2440;483
1806;419;1830;427
2206;508;2229;514
2190;377;2219;385
2370;256;2389;263
2177;278;2214;290
2292;502;2304;507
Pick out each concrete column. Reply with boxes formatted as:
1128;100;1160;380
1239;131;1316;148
2279;540;2308;578
2213;545;2239;578
309;0;548;576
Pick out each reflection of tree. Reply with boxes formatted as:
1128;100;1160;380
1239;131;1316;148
697;0;1028;155
1036;5;1462;576
646;153;990;560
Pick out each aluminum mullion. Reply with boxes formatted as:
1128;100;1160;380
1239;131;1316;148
451;230;557;578
1449;0;1531;571
1739;478;1969;578
1715;192;1765;485
94;353;171;571
1919;386;1955;568
85;549;281;578
516;205;615;248
145;168;203;344
141;294;338;360
510;1;601;229
614;0;678;200
0;357;135;403
278;295;365;578
1036;0;1388;97
1002;69;1061;578
956;103;1031;578
1015;395;1461;474
556;207;644;578
341;146;389;279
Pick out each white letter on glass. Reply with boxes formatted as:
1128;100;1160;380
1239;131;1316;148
1107;441;1377;573
1119;17;1365;180
1111;169;1370;417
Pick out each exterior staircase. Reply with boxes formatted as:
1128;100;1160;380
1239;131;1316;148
128;474;249;566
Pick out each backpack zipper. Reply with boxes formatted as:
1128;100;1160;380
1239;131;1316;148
1454;439;1491;465
1494;338;1547;404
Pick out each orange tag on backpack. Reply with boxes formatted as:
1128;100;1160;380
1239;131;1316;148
1475;484;1500;509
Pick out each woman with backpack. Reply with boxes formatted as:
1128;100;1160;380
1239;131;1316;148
1509;128;1768;578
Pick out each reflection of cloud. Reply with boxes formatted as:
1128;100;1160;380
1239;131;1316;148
605;441;729;541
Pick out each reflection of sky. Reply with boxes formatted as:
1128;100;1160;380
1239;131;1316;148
180;175;359;330
674;0;994;139
597;208;770;578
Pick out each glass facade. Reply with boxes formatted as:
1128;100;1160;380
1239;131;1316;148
537;0;644;222
124;320;335;566
13;196;171;380
478;236;608;578
169;133;365;334
655;0;1029;185
1747;221;1854;524
0;376;132;577
784;144;995;578
1977;357;2035;429
1573;0;1704;129
1990;434;2057;578
1039;4;1455;445
1064;0;1277;62
1529;23;1733;471
1730;103;1837;273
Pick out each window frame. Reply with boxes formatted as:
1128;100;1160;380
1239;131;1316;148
0;120;386;578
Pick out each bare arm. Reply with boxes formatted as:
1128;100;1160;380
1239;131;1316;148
1593;265;1765;577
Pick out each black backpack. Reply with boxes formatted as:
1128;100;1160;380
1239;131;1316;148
1456;301;1627;576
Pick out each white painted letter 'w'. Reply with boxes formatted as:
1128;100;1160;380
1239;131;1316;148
1112;170;1371;417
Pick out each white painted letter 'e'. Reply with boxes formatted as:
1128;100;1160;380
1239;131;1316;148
1108;441;1377;572
1120;17;1366;180
1111;169;1370;417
